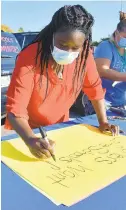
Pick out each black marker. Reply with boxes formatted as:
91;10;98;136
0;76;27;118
39;127;56;162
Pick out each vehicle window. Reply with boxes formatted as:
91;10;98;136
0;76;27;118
1;32;21;58
13;33;24;48
24;34;38;47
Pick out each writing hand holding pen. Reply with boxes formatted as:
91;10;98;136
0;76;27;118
25;127;56;160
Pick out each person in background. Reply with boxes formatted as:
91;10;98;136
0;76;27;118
94;19;126;110
5;5;119;159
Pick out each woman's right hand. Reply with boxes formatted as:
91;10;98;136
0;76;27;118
7;113;55;159
25;137;55;159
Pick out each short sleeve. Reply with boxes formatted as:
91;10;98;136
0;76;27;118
94;40;113;61
6;52;35;121
82;50;105;100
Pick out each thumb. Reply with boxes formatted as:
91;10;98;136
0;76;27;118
48;139;55;154
49;139;55;147
40;138;55;154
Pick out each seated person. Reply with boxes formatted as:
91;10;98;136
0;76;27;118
94;19;126;110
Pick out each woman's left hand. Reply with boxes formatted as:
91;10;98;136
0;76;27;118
99;122;120;136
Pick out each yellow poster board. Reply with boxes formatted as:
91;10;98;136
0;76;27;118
1;125;126;206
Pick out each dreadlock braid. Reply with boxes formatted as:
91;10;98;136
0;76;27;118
23;5;94;99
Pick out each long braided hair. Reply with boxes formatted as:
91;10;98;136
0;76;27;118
26;5;94;98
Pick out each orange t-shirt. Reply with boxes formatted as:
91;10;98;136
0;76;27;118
5;43;105;129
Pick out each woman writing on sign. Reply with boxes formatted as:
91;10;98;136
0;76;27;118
94;19;126;110
5;5;119;159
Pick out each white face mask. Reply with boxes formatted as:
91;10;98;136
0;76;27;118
51;46;79;65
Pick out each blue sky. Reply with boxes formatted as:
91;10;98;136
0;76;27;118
2;1;126;41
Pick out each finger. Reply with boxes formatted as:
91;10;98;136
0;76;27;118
111;125;119;136
30;148;47;159
40;139;55;155
40;139;49;149
99;123;111;133
48;143;55;155
116;125;120;135
38;152;47;159
48;140;55;153
49;140;56;146
105;125;115;136
30;149;41;158
35;149;48;159
36;152;47;159
39;147;51;158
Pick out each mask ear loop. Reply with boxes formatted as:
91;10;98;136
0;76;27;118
51;35;62;72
